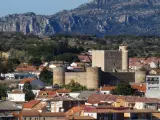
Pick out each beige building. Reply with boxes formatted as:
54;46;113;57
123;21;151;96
92;43;129;72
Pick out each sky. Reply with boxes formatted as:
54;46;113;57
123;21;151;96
0;0;89;17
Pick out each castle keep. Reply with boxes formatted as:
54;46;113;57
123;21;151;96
92;43;129;72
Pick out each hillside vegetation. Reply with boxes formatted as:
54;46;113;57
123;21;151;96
0;32;160;63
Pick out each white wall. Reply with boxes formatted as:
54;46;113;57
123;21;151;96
83;112;97;119
8;93;25;102
19;84;24;90
32;90;40;97
100;90;111;94
71;62;78;67
69;93;80;98
134;102;145;109
150;62;157;68
51;101;63;112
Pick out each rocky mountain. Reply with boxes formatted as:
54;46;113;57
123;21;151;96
1;0;160;36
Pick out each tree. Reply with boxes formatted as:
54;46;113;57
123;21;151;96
62;80;87;92
0;84;7;99
39;69;53;85
23;82;32;93
25;91;35;101
111;83;136;96
8;58;20;65
29;57;42;66
23;82;35;101
56;53;78;62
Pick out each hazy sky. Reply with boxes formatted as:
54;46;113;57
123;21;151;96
0;0;89;17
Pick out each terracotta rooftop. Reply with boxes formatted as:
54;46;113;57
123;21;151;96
40;112;65;117
131;84;146;92
65;105;85;116
22;110;40;117
88;94;160;104
22;110;65;117
38;91;57;96
56;89;71;93
97;84;146;93
19;77;36;84
16;66;37;72
97;86;116;92
68;116;96;120
23;100;40;109
88;94;109;104
78;55;92;63
32;102;47;110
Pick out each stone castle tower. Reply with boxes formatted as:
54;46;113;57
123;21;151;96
119;42;129;72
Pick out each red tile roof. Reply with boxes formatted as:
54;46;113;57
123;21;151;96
65;105;85;116
97;84;146;93
19;77;36;84
38;91;57;96
16;66;37;72
22;110;65;117
97;86;116;91
131;84;146;92
88;94;109;104
78;55;92;63
68;116;96;120
56;89;71;93
23;100;40;109
88;94;160;104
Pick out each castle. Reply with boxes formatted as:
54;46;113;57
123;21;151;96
53;43;146;89
92;42;129;72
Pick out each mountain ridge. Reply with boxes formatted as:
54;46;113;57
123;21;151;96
1;0;160;36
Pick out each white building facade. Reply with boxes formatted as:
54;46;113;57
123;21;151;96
145;75;160;98
8;92;25;102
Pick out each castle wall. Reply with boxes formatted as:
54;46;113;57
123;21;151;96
65;72;87;86
64;70;136;88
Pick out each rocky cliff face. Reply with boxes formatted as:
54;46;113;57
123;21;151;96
1;0;160;36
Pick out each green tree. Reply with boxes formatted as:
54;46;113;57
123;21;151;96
8;58;20;65
62;80;87;92
29;57;42;66
111;83;136;96
25;91;35;101
0;84;7;99
23;82;32;93
56;53;78;62
23;82;35;101
39;69;53;85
